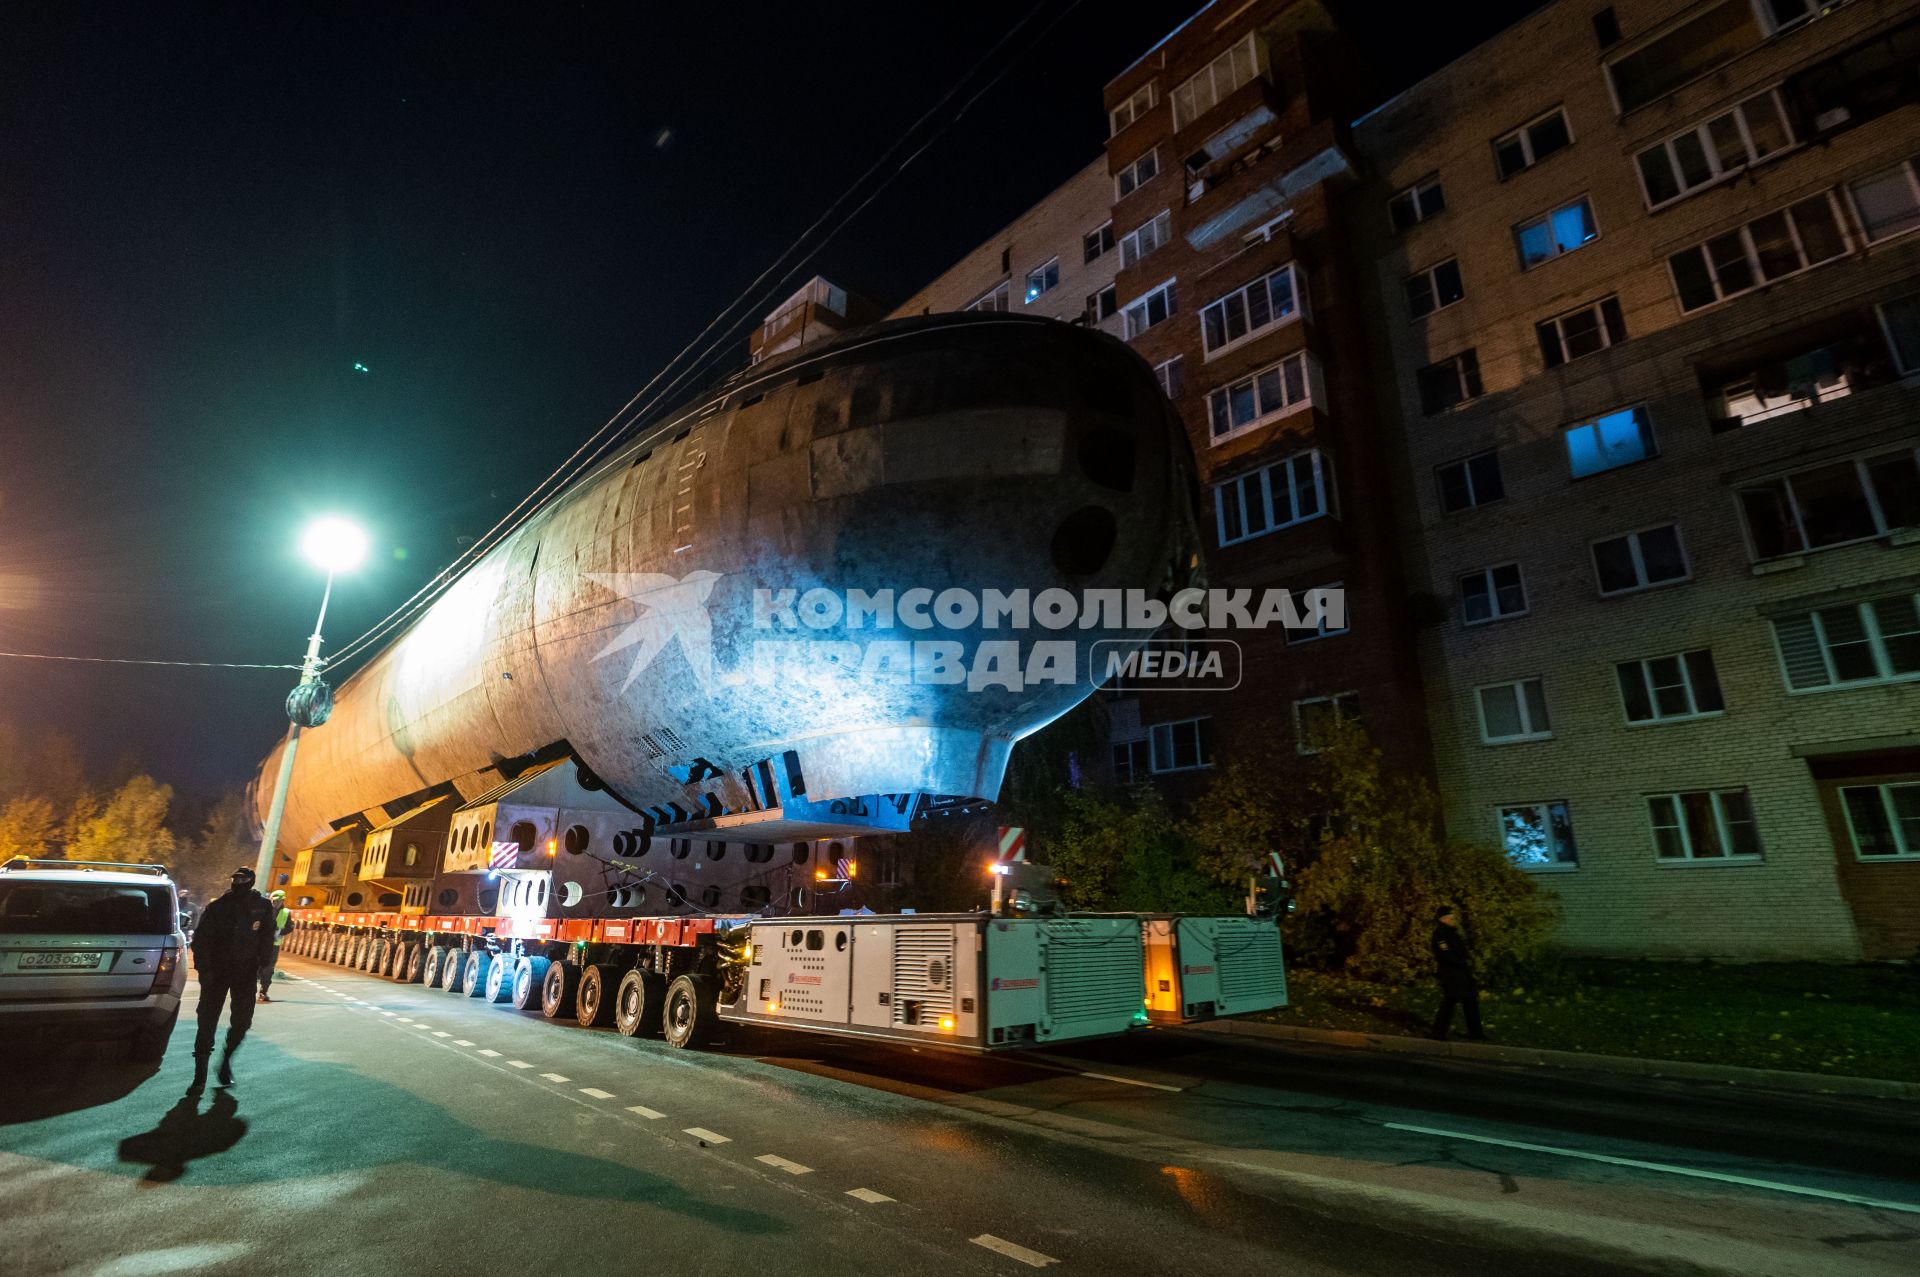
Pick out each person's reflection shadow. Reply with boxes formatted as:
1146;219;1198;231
116;1090;247;1184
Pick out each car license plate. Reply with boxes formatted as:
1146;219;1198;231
20;951;104;969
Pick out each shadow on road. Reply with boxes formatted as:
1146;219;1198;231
0;1039;160;1125
117;1091;246;1183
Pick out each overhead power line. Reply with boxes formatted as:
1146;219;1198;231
0;650;300;670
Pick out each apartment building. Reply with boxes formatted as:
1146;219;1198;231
1353;0;1920;959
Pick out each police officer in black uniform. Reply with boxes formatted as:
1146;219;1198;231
1430;905;1486;1042
187;866;276;1092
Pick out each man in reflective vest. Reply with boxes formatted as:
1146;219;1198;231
258;889;293;1003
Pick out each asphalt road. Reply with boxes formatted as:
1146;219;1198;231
4;954;1919;1277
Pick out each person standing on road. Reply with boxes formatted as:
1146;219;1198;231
1430;905;1486;1042
258;889;293;1003
187;866;276;1092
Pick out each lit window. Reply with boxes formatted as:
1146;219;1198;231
1477;678;1551;743
1460;564;1526;625
1648;790;1762;861
1493;107;1572;179
1617;650;1724;722
1436;450;1503;514
1171;34;1261;131
1206;351;1316;444
1636;89;1795;209
1214;449;1330;547
1389;177;1445;231
1847;158;1920;244
1122;279;1177;339
1110;82;1155;136
1200;262;1303;358
1119;210;1172;269
1592;524;1688;595
1153;356;1184;400
1538;296;1626;367
1116;148;1160;198
1083;221;1114;263
1737;450;1920;560
1498;801;1577;868
1840;782;1920;858
1565;405;1656;478
1713;341;1861;428
965;281;1010;313
1668;192;1850;311
1294;692;1360;754
1515;197;1598;269
1148;717;1214;772
1417;350;1483;415
1772;591;1920;691
1024;258;1060;303
1405;259;1464;319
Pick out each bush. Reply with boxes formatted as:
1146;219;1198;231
1045;785;1239;914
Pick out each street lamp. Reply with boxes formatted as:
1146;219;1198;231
252;517;368;885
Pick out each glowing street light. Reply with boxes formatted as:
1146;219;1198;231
253;517;368;885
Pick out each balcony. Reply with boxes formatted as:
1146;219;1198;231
1701;310;1902;433
1182;116;1354;252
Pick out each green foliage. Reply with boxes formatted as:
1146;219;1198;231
67;774;177;865
0;795;58;861
997;696;1106;843
1045;785;1238;914
178;791;257;900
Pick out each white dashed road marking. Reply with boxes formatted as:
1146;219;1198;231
478;1050;501;1058
454;1040;475;1047
971;1236;1059;1268
846;1188;894;1204
580;1088;615;1100
381;1011;396;1016
1080;1071;1182;1093
432;1031;451;1038
683;1127;730;1144
755;1155;812;1175
507;1061;534;1069
540;1073;571;1083
626;1105;665;1120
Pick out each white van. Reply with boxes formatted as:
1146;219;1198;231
0;858;187;1059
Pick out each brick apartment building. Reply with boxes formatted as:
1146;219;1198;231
1353;0;1920;959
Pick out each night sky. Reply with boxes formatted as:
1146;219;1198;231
0;1;1537;802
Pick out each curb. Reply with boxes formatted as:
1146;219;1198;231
1181;1017;1920;1101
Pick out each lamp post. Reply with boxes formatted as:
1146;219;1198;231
252;517;368;885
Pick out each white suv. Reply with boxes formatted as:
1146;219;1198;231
0;858;187;1060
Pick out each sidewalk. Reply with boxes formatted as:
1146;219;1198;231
1184;1016;1920;1101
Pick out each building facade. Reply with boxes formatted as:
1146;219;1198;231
1352;0;1920;959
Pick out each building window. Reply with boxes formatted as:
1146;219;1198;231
1119;210;1172;269
1737;449;1920;560
1148;717;1214;772
1499;801;1577;869
1565;405;1656;479
1883;294;1920;373
1493;106;1573;179
1785;17;1920;139
1847;157;1920;244
1437;450;1504;514
1840;782;1920;858
1294;692;1360;754
1214;449;1330;547
965;281;1010;313
1122;279;1176;339
1712;341;1866;429
1618;649;1725;722
1405;259;1464;319
1417;350;1483;414
1111;738;1150;784
1772;591;1920;691
1116;148;1160;198
1389;176;1446;230
1110;82;1154;135
1592;524;1688;595
1605;0;1750;115
1154;356;1184;399
1636;89;1795;209
1649;790;1762;861
1461;563;1527;625
1083;221;1114;263
1024;258;1059;304
1668;191;1850;312
1200;262;1302;358
1515;196;1598;270
1206;351;1316;444
1478;678;1551;743
1172;33;1260;131
1538;296;1626;367
1085;284;1118;324
1285;581;1347;644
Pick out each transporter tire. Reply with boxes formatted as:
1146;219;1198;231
318;932;334;961
615;969;666;1038
576;964;620;1029
423;946;447;988
662;974;717;1050
347;936;366;968
511;956;550;1011
483;953;514;1003
466;950;496;998
401;943;426;983
363;938;383;972
541;961;580;1021
445;949;469;994
332;933;349;964
389;941;410;979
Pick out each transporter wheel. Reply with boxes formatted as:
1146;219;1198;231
423;946;446;988
467;951;496;998
347;936;365;968
319;932;334;962
576;964;621;1029
445;949;469;994
363;938;384;972
483;953;513;1003
389;942;410;979
662;974;717;1050
332;933;349;964
511;956;551;1011
401;943;426;983
614;969;666;1038
541;961;580;1021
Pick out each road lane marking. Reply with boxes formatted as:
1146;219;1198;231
755;1154;813;1175
846;1188;894;1204
433;1032;451;1038
971;1235;1058;1268
381;1011;396;1016
507;1060;534;1069
580;1088;615;1100
1080;1071;1182;1093
1382;1122;1920;1216
626;1105;665;1120
540;1073;571;1083
454;1039;475;1047
683;1127;730;1144
478;1050;501;1058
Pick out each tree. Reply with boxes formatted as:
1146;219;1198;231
1045;785;1238;914
177;791;256;901
0;795;57;862
67;775;177;865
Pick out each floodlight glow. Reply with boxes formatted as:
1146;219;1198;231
301;517;369;573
